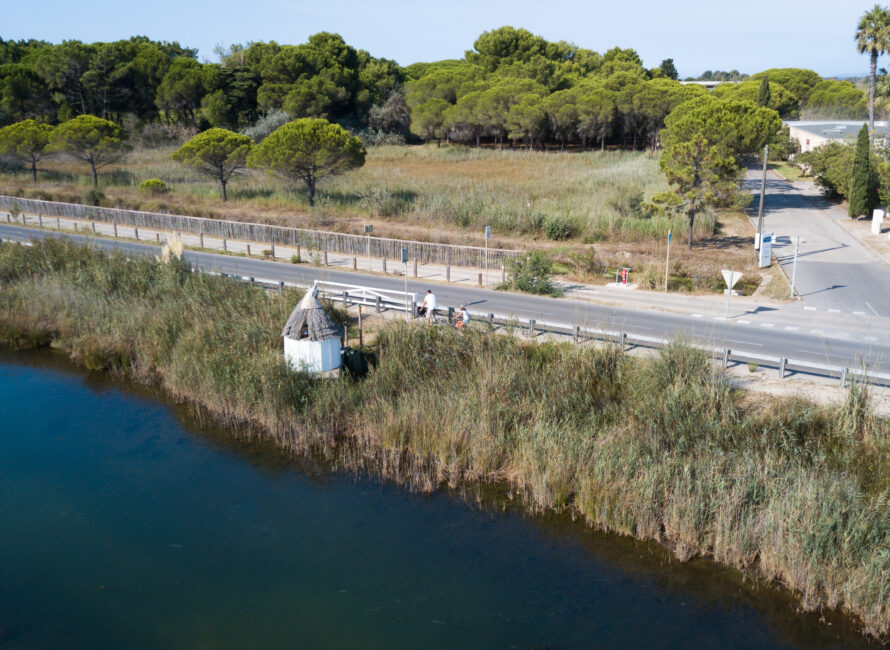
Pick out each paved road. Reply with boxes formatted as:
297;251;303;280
745;168;890;316
4;224;890;377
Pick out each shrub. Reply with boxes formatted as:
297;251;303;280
83;189;105;207
242;110;291;144
502;250;560;296
543;214;575;241
290;254;302;264
139;178;169;195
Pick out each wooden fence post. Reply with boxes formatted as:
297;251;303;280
270;243;275;258
323;249;328;266
113;222;118;237
297;242;301;260
155;232;160;242
134;227;139;240
352;257;357;270
247;243;251;256
413;258;418;278
382;257;387;274
502;265;506;284
38;213;43;227
222;237;227;251
376;296;382;313
56;217;61;230
200;232;204;248
92;222;97;234
446;265;451;283
477;272;482;287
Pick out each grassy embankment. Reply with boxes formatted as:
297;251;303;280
0;239;885;636
0;144;768;294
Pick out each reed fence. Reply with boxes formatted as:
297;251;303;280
0;195;521;269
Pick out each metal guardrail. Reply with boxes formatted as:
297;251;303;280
0;197;522;268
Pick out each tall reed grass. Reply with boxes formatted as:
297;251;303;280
0;239;886;638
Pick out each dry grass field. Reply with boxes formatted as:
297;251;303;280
0;143;771;295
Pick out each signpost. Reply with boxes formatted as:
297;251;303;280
484;225;491;286
721;269;742;319
758;232;773;268
401;247;410;319
790;236;800;298
364;225;373;272
664;229;672;292
755;144;769;250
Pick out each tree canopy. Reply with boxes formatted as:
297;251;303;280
48;114;129;186
171;128;253;201
0;118;53;181
247;118;365;206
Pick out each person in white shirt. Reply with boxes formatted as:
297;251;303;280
457;305;470;330
421;289;438;325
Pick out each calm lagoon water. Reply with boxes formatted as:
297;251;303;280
0;351;875;649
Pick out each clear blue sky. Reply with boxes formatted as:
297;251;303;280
2;0;882;77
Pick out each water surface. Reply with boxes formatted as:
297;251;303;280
0;351;874;649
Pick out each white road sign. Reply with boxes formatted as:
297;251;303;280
721;269;742;289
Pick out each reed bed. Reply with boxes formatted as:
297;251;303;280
0;239;887;639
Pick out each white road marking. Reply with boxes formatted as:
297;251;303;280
853;311;866;316
728;339;763;346
865;302;880;316
828;309;841;313
760;323;775;328
690;313;703;319
804;306;817;311
784;326;799;331
737;319;751;324
864;336;879;343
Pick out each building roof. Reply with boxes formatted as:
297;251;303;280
281;287;341;342
786;120;888;140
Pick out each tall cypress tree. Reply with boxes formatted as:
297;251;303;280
848;123;877;218
756;77;771;107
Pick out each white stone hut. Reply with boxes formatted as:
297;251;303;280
282;287;342;373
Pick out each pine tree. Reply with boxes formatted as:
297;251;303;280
848;123;878;218
756;77;771;107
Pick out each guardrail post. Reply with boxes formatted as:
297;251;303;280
296;242;301;260
92;222;96;234
222;237;227;251
199;232;204;248
376;296;381;313
488;313;494;329
382;257;387;274
324;249;328;266
840;367;848;387
278;281;284;292
5;213;9;223
156;232;160;242
413;258;418;278
134;227;139;240
56;217;61;230
722;349;730;369
448;306;454;323
113;222;118;237
573;325;580;344
446;265;451;283
352;256;357;270
270;243;275;258
38;213;43;227
478;272;482;287
779;357;787;378
249;277;255;284
619;332;627;350
343;291;349;306
528;318;535;336
246;244;251;256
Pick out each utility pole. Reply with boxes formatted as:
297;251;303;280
755;144;769;250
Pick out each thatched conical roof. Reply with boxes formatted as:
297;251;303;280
282;287;341;341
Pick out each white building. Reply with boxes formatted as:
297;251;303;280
281;287;342;374
786;120;887;153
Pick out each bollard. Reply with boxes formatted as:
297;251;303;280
38;213;43;228
573;325;580;344
502;265;506;284
488;313;494;328
278;280;284;292
446;265;451;283
352;256;357;270
270;243;275;258
113;222;118;237
92;222;96;234
56;217;61;230
722;349;730;369
247;244;251;256
134;227;139;240
375;296;382;313
324;249;328;266
840;367;848;387
478;272;482;287
619;332;626;350
779;357;786;378
343;291;349;306
448;306;454;323
382;257;387;274
413;258;418;278
155;232;160;243
5;213;9;223
297;242;301;260
222;237;227;251
200;232;204;248
528;318;535;336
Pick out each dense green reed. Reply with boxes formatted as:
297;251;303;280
0;239;887;638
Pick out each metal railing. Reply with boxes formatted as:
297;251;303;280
0;196;521;268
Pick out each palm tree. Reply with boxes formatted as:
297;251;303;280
856;5;890;142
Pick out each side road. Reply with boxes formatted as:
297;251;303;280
3;224;890;375
745;168;890;316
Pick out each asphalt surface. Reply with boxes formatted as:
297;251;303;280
745;169;890;316
4;223;890;376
